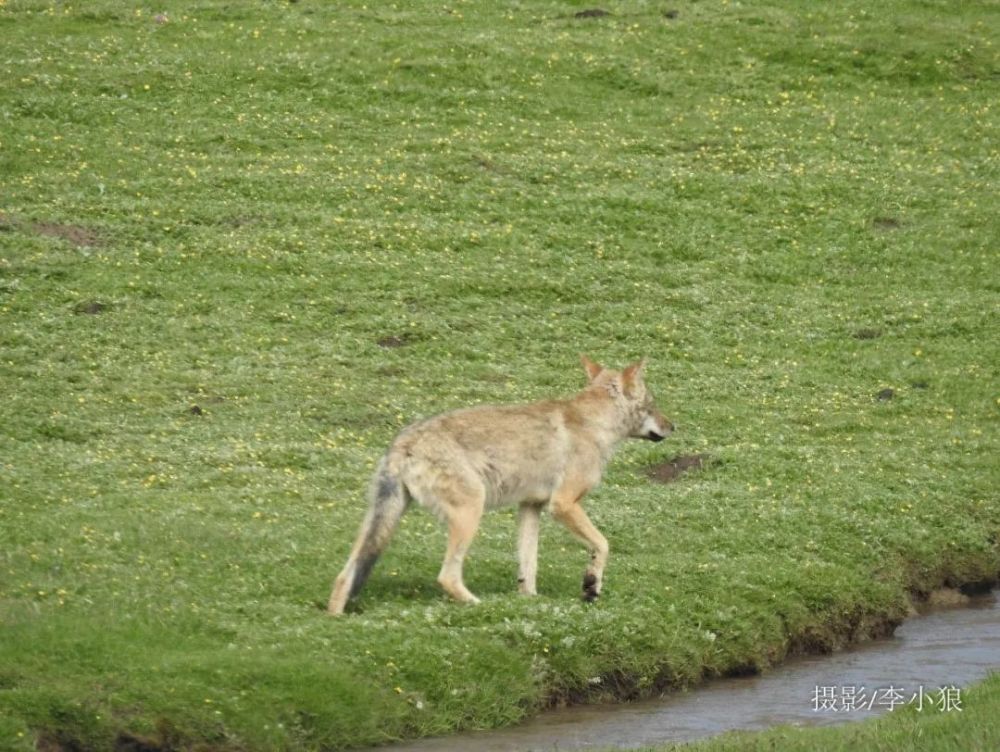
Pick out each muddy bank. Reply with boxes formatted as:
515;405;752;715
383;588;1000;751
544;581;997;712
30;581;1000;752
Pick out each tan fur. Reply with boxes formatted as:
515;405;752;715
327;356;673;615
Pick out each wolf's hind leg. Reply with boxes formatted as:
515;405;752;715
433;482;485;605
517;503;542;595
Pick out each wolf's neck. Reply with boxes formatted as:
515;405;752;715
568;388;630;454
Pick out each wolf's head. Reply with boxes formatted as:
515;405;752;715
581;355;674;441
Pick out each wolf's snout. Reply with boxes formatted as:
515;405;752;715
644;418;674;442
633;413;674;441
646;420;674;441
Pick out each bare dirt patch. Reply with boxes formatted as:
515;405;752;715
32;221;103;248
1;214;104;248
73;301;110;315
377;334;412;349
646;454;713;484
852;328;882;340
872;216;901;231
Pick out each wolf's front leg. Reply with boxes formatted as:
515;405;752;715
517;503;542;595
550;492;609;602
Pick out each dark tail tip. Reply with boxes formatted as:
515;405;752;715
349;553;380;598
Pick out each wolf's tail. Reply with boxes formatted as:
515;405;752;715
327;456;409;615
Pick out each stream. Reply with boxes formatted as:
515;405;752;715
383;591;999;751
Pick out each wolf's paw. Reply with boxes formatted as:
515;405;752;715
582;573;600;602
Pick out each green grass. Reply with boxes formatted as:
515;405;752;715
1;0;998;749
650;672;1000;752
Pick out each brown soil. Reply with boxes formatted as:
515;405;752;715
377;334;411;349
872;216;901;230
924;587;971;609
646;454;713;484
32;221;103;248
73;301;110;315
0;214;102;248
114;733;163;752
784;605;904;657
852;328;882;340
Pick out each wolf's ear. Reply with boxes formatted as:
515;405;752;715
580;354;604;382
622;357;647;396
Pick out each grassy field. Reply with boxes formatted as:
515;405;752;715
1;0;998;749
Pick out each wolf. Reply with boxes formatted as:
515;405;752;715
327;355;673;615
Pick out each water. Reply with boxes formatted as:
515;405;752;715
384;592;999;751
